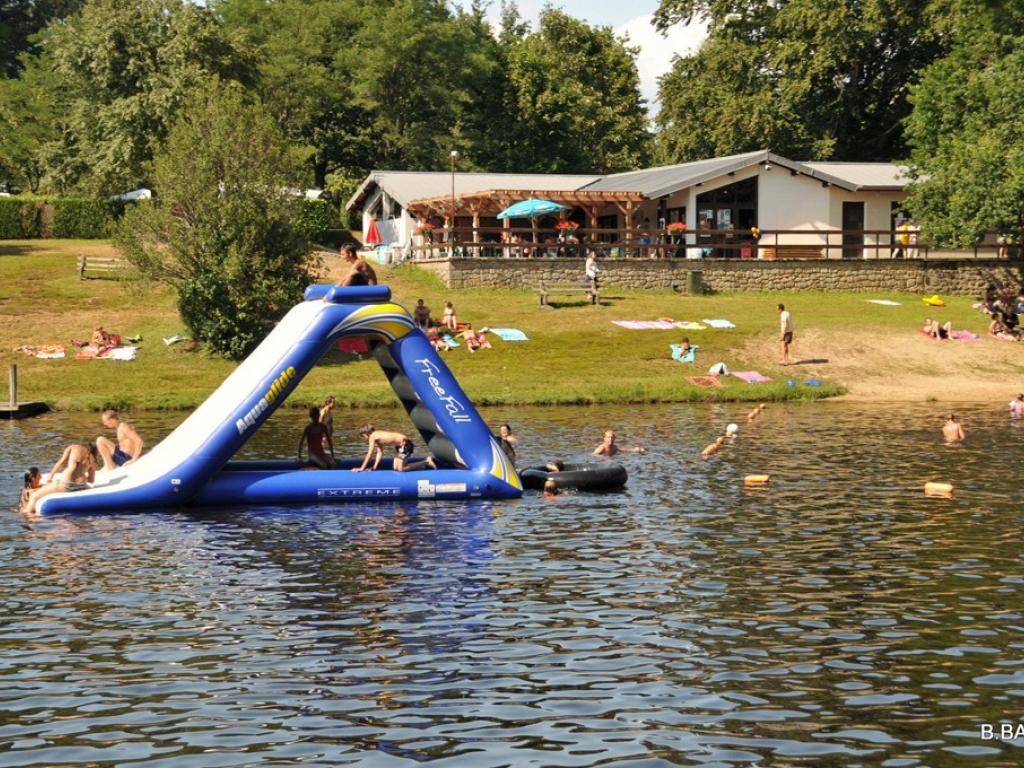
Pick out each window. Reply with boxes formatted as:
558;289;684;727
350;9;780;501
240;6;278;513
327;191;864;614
666;207;686;225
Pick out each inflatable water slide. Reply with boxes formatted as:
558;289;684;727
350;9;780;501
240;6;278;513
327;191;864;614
38;285;522;514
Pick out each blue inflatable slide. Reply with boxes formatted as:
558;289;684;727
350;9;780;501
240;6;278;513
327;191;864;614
37;285;522;514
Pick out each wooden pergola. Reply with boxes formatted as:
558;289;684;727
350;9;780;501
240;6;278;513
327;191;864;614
406;188;649;243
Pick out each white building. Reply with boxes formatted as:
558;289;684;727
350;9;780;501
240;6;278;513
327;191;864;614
346;150;910;258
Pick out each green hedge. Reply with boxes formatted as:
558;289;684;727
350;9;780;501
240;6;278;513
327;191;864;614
0;198;42;238
294;198;337;241
51;197;116;238
0;195;121;239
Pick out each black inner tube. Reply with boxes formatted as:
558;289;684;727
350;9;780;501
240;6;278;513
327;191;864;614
520;463;628;492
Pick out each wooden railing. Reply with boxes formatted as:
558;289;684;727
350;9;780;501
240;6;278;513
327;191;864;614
403;226;1021;261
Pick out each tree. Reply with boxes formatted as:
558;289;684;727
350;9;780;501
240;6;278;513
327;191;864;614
214;0;377;187
0;63;59;191
654;0;946;163
344;0;495;170
117;80;315;359
503;8;651;173
36;0;255;194
0;0;83;76
902;2;1024;245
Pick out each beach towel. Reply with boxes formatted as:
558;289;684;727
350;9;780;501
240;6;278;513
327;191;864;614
867;299;902;306
15;343;65;359
687;375;722;388
443;333;460;348
489;328;529;341
35;344;65;359
732;370;772;383
702;319;736;329
673;321;707;330
918;328;981;342
922;294;946;307
163;334;188;346
950;330;981;341
612;320;677;330
337;337;369;354
804;378;822;387
670;343;699;363
107;346;137;361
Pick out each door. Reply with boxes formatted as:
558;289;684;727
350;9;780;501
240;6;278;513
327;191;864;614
842;202;864;259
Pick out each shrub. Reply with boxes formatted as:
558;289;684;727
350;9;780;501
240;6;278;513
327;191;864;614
294;198;336;241
116;80;314;360
0;199;23;238
51;197;116;238
0;197;42;238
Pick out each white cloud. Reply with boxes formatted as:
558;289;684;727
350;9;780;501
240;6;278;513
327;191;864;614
614;13;707;115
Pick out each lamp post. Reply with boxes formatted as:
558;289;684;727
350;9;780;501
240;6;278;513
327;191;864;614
449;149;460;256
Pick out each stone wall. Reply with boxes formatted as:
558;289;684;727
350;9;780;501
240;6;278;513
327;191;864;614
413;257;1024;295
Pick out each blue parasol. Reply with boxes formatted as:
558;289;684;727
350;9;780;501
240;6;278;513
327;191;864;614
497;198;569;219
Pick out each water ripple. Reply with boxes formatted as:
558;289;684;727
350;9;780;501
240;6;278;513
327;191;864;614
1;402;1023;765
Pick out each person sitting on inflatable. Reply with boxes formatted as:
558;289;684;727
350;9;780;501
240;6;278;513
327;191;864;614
354;425;436;472
298;406;335;469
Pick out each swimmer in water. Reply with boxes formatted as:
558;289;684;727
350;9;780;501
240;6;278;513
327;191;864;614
593;430;646;457
701;436;726;460
1010;394;1024;417
942;414;965;443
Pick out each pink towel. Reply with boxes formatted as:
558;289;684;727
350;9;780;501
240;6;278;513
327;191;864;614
949;330;981;341
732;371;772;383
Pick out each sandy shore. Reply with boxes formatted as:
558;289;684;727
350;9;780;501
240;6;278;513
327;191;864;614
743;328;1024;402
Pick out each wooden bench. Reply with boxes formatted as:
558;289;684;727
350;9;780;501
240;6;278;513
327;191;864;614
537;282;599;307
761;247;825;260
78;255;127;279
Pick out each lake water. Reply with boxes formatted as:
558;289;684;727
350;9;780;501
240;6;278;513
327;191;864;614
1;402;1023;766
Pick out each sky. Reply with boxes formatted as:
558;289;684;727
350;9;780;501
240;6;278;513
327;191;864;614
453;0;708;113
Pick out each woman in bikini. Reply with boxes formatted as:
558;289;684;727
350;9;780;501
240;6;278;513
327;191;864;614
23;443;98;515
442;301;458;331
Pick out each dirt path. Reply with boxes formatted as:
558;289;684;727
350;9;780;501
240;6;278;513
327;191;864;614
740;328;1024;402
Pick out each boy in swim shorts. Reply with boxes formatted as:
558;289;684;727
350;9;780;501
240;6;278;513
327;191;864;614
97;409;144;470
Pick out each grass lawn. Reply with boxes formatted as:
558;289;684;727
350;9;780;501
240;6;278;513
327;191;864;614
1;239;997;411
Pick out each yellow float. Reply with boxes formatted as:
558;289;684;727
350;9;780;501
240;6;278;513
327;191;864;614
924;481;954;497
744;474;770;487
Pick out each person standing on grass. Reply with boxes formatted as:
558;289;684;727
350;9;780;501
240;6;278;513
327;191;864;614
778;303;794;365
584;250;599;300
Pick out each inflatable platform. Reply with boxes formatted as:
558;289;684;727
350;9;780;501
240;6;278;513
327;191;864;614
37;285;521;514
